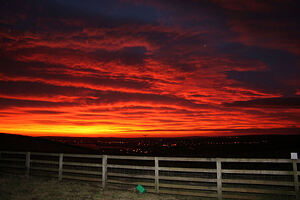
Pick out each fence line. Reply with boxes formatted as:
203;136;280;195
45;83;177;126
0;151;299;200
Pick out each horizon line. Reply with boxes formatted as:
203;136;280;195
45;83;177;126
1;132;300;139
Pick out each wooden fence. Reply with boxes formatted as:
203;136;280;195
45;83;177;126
0;151;299;200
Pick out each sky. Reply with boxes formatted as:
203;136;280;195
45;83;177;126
0;0;299;137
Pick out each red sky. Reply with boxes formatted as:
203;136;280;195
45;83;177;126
0;0;299;137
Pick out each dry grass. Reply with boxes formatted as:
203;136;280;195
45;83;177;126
0;174;196;200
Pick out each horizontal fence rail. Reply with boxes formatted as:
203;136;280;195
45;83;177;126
0;151;299;200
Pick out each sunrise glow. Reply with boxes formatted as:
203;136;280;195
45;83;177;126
0;0;299;137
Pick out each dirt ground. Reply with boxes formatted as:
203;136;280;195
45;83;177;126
0;174;198;200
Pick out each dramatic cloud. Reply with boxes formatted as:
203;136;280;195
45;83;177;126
0;0;299;137
223;97;300;108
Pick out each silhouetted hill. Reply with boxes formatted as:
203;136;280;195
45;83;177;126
44;134;300;158
0;133;96;154
1;133;299;158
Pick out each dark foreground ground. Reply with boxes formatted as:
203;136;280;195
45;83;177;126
0;174;196;200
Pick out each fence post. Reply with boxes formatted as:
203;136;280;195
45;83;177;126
58;153;63;181
155;157;159;193
102;155;107;190
25;152;31;177
291;153;299;200
216;158;222;200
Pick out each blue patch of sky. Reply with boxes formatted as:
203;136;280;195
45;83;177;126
52;0;162;25
219;42;300;96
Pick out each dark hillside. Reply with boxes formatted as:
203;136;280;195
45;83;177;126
0;133;96;154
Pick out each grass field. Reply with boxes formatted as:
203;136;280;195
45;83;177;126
0;174;195;200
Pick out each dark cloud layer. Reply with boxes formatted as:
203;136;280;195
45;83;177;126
223;97;300;109
0;97;75;109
